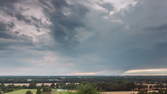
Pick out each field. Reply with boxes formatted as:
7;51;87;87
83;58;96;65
5;89;75;94
5;89;137;94
6;89;37;94
101;91;137;94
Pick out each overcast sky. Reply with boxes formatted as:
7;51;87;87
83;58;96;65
0;0;167;76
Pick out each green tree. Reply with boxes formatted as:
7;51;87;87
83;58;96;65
26;91;33;94
36;88;42;94
77;84;99;94
42;87;52;94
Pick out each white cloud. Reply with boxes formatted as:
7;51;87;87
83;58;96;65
104;0;138;14
124;68;167;76
70;72;97;76
14;0;51;25
90;0;138;15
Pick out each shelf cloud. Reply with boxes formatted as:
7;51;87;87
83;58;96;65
124;68;167;76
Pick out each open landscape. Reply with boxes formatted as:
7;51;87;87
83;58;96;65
0;0;166;94
5;89;137;94
0;76;167;94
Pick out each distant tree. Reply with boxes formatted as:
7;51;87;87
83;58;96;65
42;87;52;92
42;87;52;94
50;83;55;88
0;83;5;88
26;91;33;94
29;82;36;89
77;83;99;94
36;88;42;94
41;83;45;88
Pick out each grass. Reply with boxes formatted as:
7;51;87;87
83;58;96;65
5;89;76;94
6;89;37;94
4;89;136;94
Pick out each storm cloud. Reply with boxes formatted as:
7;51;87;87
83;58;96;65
0;0;167;75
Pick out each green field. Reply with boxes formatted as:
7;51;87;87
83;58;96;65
6;89;37;94
5;89;75;94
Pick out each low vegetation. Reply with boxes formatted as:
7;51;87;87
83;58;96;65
4;83;99;94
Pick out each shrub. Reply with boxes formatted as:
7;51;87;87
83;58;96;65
26;91;33;94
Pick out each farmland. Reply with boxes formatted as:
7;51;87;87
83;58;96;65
6;89;37;94
5;89;74;94
5;89;137;94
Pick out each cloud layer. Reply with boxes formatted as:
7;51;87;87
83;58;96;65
0;0;167;75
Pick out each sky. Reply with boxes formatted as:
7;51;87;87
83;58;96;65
0;0;167;76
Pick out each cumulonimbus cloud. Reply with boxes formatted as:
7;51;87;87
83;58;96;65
1;0;167;76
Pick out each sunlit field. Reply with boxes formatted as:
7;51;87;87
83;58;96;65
5;89;137;94
5;89;76;94
6;89;36;94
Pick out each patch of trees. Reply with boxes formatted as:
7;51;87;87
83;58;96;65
0;83;19;93
36;88;42;94
56;83;79;90
95;81;136;91
77;83;99;94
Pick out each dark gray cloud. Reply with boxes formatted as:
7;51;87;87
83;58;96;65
0;0;18;6
105;0;167;70
0;0;89;53
0;0;167;75
49;1;89;50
